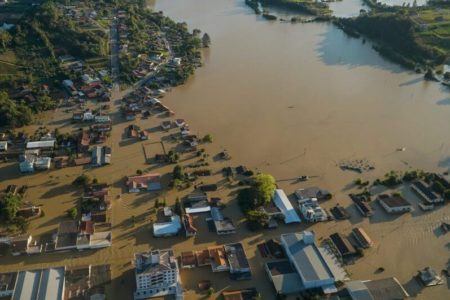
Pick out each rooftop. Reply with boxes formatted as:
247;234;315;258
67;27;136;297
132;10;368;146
135;250;177;275
364;277;410;299
180;251;197;268
273;189;301;224
12;267;65;300
295;187;332;200
411;181;438;201
224;243;250;271
377;194;411;208
329;233;356;257
266;261;303;294
281;232;334;283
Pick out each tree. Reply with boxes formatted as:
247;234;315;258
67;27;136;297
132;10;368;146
173;178;183;190
0;193;22;222
15;216;29;233
253;173;276;205
444;72;450;80
444;189;450;200
0;92;33;128
174;197;182;215
67;207;78;220
0;31;12;49
136;169;143;175
246;209;269;229
237;188;258;213
72;174;91;186
202;33;211;48
203;134;213;143
424;68;435;80
92;177;99;184
432;181;445;194
173;165;184;180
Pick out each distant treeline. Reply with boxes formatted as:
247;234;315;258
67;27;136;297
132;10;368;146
337;13;447;67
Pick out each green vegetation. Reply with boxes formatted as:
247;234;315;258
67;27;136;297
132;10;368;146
0;193;22;222
0;0;112;128
337;7;450;68
0;91;33;127
67;207;78;220
72;174;92;187
118;3;202;84
373;171;403;188
202;33;211;48
0;193;29;233
237;173;276;230
253;173;276;204
202;134;213;143
246;0;331;16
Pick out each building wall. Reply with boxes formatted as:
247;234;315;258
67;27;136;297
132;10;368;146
379;201;412;213
281;236;335;290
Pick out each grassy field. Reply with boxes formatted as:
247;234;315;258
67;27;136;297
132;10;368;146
412;9;450;57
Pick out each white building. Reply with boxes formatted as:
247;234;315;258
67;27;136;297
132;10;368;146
377;194;412;214
134;250;183;300
0;141;7;151
273;189;301;224
298;198;328;222
95;115;111;123
34;157;51;170
153;215;182;237
281;232;335;290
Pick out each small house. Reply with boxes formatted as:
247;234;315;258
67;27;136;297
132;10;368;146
0;141;8;152
127;173;161;192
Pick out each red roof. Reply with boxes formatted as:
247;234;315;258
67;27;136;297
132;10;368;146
127;173;161;190
183;214;197;234
80;221;94;235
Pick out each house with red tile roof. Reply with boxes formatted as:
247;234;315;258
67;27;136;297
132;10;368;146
127;173;162;192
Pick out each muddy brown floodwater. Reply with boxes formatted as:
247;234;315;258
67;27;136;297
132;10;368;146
147;0;450;299
0;1;448;300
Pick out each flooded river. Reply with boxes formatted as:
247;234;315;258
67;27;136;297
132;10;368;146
149;0;450;193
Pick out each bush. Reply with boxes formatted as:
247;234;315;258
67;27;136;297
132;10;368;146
67;208;78;220
72;174;91;186
136;169;143;175
0;193;22;222
432;181;445;194
203;134;213;143
246;209;269;230
173;165;184;180
237;188;258;213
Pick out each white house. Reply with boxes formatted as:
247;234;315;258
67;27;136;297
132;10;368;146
95;115;111;123
83;110;95;121
0;141;7;152
34;157;51;170
298;198;328;222
153;215;182;237
134;250;182;300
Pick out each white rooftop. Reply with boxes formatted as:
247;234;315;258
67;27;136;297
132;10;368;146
273;189;301;224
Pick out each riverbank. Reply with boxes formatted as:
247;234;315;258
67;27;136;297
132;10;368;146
244;0;450;84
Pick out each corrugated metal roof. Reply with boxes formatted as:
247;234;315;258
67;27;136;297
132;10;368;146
282;232;334;283
26;140;55;149
273;189;301;224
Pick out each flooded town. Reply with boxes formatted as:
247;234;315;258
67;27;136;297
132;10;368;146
0;0;449;300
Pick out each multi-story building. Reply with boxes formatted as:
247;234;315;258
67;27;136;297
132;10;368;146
134;250;183;300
